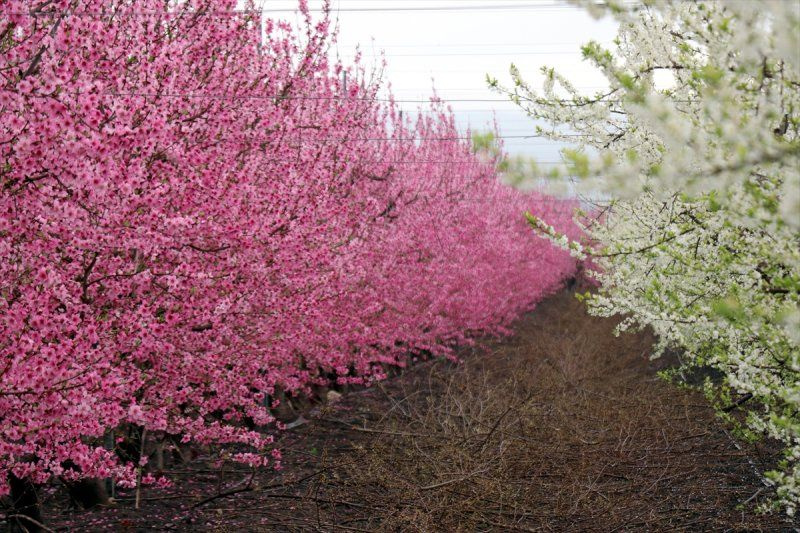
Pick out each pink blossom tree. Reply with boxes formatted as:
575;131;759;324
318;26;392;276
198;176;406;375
0;0;579;522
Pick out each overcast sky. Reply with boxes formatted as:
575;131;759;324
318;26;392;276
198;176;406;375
260;0;618;162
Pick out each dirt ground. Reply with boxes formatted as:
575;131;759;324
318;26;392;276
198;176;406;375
41;290;795;531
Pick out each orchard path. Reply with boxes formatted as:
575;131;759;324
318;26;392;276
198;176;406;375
50;291;792;531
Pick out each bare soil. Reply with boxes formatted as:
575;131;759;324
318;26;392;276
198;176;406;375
39;290;794;531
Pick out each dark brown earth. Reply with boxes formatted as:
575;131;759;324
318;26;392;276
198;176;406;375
38;291;795;531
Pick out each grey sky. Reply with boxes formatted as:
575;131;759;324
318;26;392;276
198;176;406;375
260;0;618;162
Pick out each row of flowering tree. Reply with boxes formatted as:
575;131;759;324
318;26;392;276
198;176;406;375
492;0;799;515
0;0;579;523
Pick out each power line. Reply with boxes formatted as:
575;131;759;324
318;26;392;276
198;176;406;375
18;84;603;138
282;3;580;12
30;92;622;105
22;92;612;115
264;134;587;141
277;160;572;164
384;70;605;74
180;138;580;146
85;151;571;165
389;86;609;92
336;51;589;57
7;4;586;17
6;4;580;17
335;41;611;48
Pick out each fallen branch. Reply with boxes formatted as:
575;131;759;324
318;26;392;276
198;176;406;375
191;473;256;509
419;467;489;491
318;417;448;439
6;514;56;533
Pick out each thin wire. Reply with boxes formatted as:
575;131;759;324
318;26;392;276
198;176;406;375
36;92;637;104
380;86;610;91
165;158;571;165
260;134;586;141
335;41;612;48
336;51;590;57
6;4;587;17
273;3;581;12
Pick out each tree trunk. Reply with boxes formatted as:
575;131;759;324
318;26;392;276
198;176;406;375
269;389;298;423
62;477;110;509
7;474;43;533
153;439;166;471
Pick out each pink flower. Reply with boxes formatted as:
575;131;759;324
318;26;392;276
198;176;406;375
0;0;579;497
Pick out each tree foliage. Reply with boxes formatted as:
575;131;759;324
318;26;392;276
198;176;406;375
471;131;542;187
0;0;579;497
493;0;800;514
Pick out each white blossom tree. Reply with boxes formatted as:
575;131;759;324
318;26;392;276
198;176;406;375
491;0;800;514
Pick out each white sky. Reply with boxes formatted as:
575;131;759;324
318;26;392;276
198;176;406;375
260;0;619;162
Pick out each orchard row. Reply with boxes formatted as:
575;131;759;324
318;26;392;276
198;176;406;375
0;0;578;499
